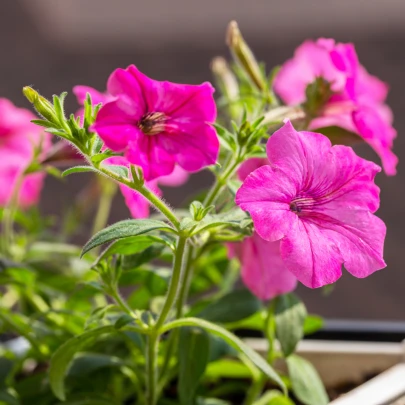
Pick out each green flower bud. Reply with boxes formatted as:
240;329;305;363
226;21;266;92
23;86;58;124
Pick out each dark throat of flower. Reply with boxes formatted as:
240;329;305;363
138;112;167;135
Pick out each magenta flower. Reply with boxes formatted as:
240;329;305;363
274;38;397;175
236;121;386;288
91;65;219;180
228;157;297;300
229;235;297;300
0;99;50;208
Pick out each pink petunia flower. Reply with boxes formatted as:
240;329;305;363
91;65;219;180
0;98;50;208
236;121;386;289
74;85;189;218
228;157;297;300
274;38;398;175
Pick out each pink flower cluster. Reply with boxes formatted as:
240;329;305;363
0;99;50;208
72;49;390;299
274;38;397;175
235;121;386;298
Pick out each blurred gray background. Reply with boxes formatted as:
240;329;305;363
2;0;404;320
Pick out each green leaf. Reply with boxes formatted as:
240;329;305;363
253;390;294;405
191;209;250;235
205;359;251;380
162;318;285;393
67;353;125;377
62;166;100;177
81;219;173;256
49;325;116;400
197;398;230;405
178;327;210;405
121;244;165;270
102;164;128;179
199;289;261;323
275;293;307;357
303;314;324;335
0;390;20;405
286;355;328;405
94;236;156;265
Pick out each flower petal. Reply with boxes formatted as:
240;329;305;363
308;210;386;279
235;164;297;242
126;66;216;122
237;234;297;300
126;135;175;180
158;121;219;171
92;101;143;151
352;105;398;175
73;85;109;105
280;219;343;288
158;165;189;186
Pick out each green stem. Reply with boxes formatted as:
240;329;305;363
92;179;117;237
1;171;25;256
244;301;277;405
110;286;135;318
155;236;188;330
146;235;188;405
146;333;159;405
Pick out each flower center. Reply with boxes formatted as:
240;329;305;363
289;197;317;215
138;112;167;135
289;201;302;213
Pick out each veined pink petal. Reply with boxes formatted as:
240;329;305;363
91;100;144;151
232;234;297;300
236;164;298;242
308;210;386;279
280;218;343;288
126;136;175;180
352;106;398;175
158;121;219;172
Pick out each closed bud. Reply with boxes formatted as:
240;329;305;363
211;56;242;120
23;86;58;124
226;21;266;92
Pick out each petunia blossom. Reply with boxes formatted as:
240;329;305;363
274;38;397;175
74;84;189;218
229;234;297;300
91;65;219;180
236;121;386;288
0;98;50;208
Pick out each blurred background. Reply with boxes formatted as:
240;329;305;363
2;0;404;321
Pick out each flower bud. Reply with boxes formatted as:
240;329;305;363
211;56;242;120
226;21;266;91
23;86;58;124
